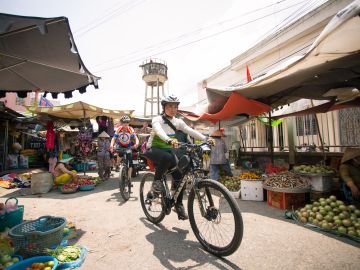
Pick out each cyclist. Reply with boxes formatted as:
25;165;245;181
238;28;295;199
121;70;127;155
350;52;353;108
145;94;211;220
110;115;139;181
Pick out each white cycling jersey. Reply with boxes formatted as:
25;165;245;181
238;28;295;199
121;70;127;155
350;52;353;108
147;115;206;148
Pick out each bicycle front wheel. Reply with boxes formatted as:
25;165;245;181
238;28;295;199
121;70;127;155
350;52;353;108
188;179;243;257
119;165;130;201
139;173;166;224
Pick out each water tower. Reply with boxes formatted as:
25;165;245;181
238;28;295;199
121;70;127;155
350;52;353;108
140;58;168;117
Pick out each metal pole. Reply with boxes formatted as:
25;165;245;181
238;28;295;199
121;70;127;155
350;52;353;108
144;85;147;117
151;85;153;117
310;100;326;162
268;111;274;164
157;78;160;115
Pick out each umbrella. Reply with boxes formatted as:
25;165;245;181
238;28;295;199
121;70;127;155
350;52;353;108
0;13;100;98
26;101;134;120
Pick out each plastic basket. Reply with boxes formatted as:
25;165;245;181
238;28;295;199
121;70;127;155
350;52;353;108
9;216;67;257
79;184;95;191
0;197;24;232
6;255;58;270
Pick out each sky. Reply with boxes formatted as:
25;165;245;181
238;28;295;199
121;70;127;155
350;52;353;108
0;0;326;115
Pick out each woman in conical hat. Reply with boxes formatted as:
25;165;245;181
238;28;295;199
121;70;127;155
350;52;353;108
209;129;233;182
97;131;111;180
340;147;360;205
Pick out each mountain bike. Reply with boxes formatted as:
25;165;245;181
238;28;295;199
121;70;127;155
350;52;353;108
139;142;243;257
116;148;133;201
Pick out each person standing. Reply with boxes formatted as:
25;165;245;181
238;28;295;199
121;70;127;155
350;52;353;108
97;131;111;180
339;147;360;205
209;130;233;181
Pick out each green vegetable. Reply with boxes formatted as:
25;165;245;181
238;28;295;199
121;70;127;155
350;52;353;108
48;245;81;263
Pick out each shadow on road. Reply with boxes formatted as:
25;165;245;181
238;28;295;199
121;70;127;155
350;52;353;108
140;217;241;270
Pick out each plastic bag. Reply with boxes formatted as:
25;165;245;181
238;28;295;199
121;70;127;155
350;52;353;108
31;172;54;194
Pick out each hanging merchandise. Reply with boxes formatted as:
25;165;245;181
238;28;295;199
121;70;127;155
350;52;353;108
76;129;93;157
45;121;55;151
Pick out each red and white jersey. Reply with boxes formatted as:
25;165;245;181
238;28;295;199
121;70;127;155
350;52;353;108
114;126;136;148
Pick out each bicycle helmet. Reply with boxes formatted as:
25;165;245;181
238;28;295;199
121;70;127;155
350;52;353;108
120;115;131;123
161;94;180;107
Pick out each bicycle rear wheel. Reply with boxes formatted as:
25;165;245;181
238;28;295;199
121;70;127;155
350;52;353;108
119;165;130;201
140;173;166;224
188;179;243;257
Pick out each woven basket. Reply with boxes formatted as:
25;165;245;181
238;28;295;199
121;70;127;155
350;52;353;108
9;216;66;257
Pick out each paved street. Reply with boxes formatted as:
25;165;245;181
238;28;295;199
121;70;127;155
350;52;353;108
1;171;360;270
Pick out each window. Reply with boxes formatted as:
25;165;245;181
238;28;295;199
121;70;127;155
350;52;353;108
296;115;318;136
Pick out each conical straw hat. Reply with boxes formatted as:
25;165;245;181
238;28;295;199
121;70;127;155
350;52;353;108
98;131;110;138
341;147;360;163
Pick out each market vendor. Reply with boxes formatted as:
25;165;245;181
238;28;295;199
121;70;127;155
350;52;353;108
97;131;111;180
52;157;78;185
339;147;360;204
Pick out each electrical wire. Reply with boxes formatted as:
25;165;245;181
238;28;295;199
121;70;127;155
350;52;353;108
75;0;147;38
93;0;309;72
91;0;302;69
251;0;326;52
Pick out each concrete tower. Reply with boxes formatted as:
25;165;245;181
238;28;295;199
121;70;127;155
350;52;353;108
140;58;168;117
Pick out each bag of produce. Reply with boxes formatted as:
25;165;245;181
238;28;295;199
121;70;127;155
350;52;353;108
31;172;54;194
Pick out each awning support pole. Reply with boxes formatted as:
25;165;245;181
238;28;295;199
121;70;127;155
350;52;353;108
268;111;274;164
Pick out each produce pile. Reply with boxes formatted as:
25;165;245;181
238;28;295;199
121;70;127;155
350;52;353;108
48;245;82;264
77;175;100;185
0;255;20;269
240;172;262;180
295;196;360;238
61;183;79;193
264;171;310;189
220;176;242;192
0;235;19;269
293;165;335;175
77;179;95;186
25;260;55;270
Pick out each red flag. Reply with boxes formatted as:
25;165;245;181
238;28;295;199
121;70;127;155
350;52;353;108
246;64;252;83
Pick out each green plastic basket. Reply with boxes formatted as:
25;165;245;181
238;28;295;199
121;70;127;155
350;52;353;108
9;215;66;257
0;197;24;232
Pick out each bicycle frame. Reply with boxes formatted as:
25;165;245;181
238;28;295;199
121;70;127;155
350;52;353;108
116;148;132;168
161;143;211;217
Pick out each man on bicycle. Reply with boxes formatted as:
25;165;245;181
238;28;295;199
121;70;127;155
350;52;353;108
110;115;139;181
145;94;211;220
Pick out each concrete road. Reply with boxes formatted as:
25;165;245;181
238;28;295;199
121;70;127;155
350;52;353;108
1;171;360;270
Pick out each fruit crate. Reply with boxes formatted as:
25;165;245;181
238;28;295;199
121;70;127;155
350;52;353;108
267;190;306;210
240;179;263;201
